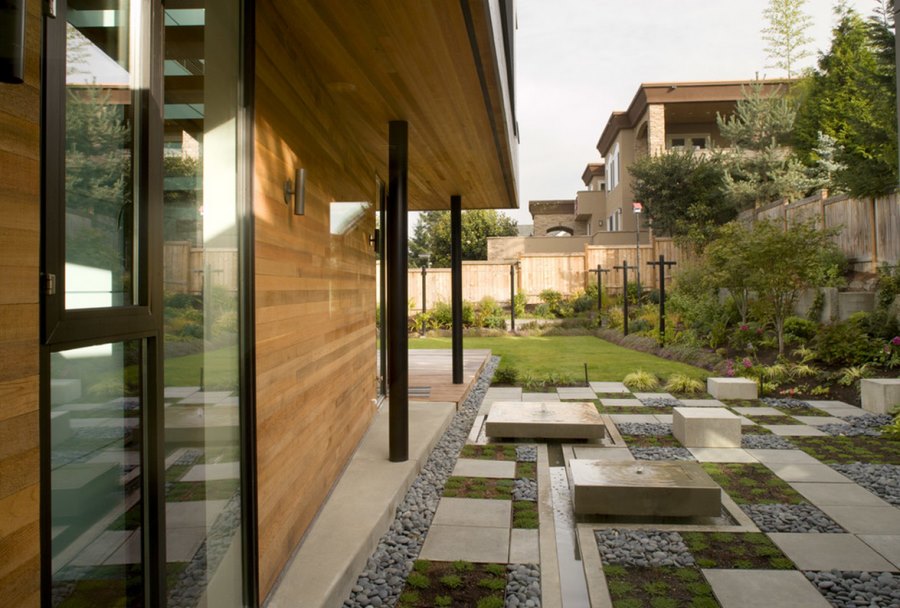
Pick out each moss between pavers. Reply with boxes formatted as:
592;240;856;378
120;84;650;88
621;434;682;448
165;479;238;502
399;560;507;608
603;564;719;608
772;405;828;417
513;500;538;529
595;392;636;399
792;435;900;465
516;461;536;480
443;477;514;500
459;444;518;461
681;532;795;570
741;425;773;435
597;405;669;415
743;414;800;425
700;463;805;505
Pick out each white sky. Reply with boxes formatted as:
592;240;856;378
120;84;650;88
508;0;876;225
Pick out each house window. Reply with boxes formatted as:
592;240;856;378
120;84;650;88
668;134;709;151
607;143;620;191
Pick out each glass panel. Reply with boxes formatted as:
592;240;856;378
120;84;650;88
50;341;143;607
163;2;243;605
65;2;139;308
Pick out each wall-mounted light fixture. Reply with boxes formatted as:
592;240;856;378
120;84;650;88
0;0;26;84
283;168;306;215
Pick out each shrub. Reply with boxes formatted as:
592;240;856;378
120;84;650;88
513;292;527;317
783;316;818;342
572;290;595;313
664;374;704;394
623;370;659;391
406;572;430;589
876;263;900;310
492;366;518;385
539;289;573;318
814;321;879;366
431;300;475;328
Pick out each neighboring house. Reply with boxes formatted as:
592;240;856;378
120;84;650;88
0;2;517;607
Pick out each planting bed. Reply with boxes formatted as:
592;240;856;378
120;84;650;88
792;435;900;465
700;463;805;505
459;444;518;461
442;477;513;500
397;560;508;608
680;532;794;570
602;565;720;608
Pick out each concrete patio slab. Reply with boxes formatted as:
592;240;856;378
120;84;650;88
164;386;200;399
673;407;741;448
432;497;512;528
792;415;848;426
181;462;240;482
522;392;560;402
589;381;629;394
732;406;782;416
859;535;900;568
451;459;517;479
766;463;851;483
688;447;758;463
818;505;900;535
762;425;827;437
419;524;510;563
571;447;634;461
653;414;673;424
789;482;891;507
768;533;897;572
557;387;597;400
609;414;658;424
702;569;830;608
485;401;606;440
805;401;868;418
599;398;644;407
177;391;234;405
509;529;540;564
680;399;726;407
745;449;819;465
166;500;229;529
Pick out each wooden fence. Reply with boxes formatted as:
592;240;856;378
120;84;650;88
164;241;239;294
739;191;900;271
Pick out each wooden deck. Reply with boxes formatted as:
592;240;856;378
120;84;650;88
407;349;492;406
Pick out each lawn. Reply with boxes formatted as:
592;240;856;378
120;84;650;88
164;346;238;390
409;336;708;381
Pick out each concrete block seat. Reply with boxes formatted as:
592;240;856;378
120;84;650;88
707;377;757;400
860;378;900;414
673;407;741;448
484;401;606;440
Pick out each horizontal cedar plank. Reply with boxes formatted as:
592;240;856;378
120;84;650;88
0;267;38;305
0;304;38;342
0;483;38;539
0;447;38;501
0;411;38;461
0;554;40;608
0;112;39;160
0;376;38;422
0;519;39;583
0;341;38;383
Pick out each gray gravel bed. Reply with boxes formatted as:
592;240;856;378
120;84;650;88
639;397;682;408
761;397;811;409
740;503;844;533
821;414;893;437
343;357;539;608
513;478;538;501
629;447;695;461
616;422;673;437
830;463;900;506
595;529;695;567
804;570;900;608
506;564;541;608
516;445;537;462
741;434;797;449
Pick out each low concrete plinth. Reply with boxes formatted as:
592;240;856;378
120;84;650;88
860;379;900;415
50;410;73;446
571;460;721;517
673;407;742;448
485;401;606;440
707;377;758;400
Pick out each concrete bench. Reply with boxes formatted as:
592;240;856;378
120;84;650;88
861;379;900;415
673;407;741;448
707;377;757;400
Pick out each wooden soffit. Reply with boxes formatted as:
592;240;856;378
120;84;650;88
259;1;518;211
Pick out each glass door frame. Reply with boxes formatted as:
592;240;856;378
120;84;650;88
39;1;259;605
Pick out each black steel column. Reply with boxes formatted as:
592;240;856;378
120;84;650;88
647;255;676;346
614;260;630;336
387;121;409;462
588;264;609;327
420;264;427;336
451;195;463;384
510;263;517;332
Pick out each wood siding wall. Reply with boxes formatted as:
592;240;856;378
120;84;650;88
254;3;380;599
0;2;42;606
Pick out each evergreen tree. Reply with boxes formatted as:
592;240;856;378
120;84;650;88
762;0;814;77
409;209;517;267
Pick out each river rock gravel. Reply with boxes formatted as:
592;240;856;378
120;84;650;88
506;564;541;608
629;447;696;461
829;463;900;506
741;434;797;449
616;422;673;437
821;414;893;437
804;570;900;608
595;529;695;568
740;503;844;533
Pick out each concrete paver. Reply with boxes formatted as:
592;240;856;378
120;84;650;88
609;414;658;424
432;497;512;527
419;524;510;563
509;529;540;564
818;505;900;535
571;447;634;461
452;459;517;478
745;449;819;465
859;535;900;568
522;392;560;402
589;381;629;393
557;387;597;400
792;415;848;426
789;482;891;508
688;447;758;463
703;569;830;608
765;463;852;483
768;533;898;572
653;414;673;424
763;424;827;436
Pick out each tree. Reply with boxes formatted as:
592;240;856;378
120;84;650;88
704;222;757;324
408;209;517;267
793;7;898;197
718;83;814;208
762;0;814;78
629;150;733;252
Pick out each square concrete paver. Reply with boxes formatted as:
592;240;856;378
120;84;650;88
653;414;674;424
571;447;634;461
768;533;897;572
732;406;783;416
557;387;597;400
766;463;851;483
600;398;644;407
432;497;512;527
609;414;658;424
688;447;758;463
452;459;517;479
522;392;560;402
763;425;827;437
680;399;726;407
181;462;240;482
419;524;510;563
818;505;900;534
703;569;830;608
509;528;539;564
792;415;849;426
805;401;868;418
589;381;630;394
859;535;900;568
789;482;890;507
745;449;819;465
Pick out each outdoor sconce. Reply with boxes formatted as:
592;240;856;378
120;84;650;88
284;168;306;215
1;0;26;84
